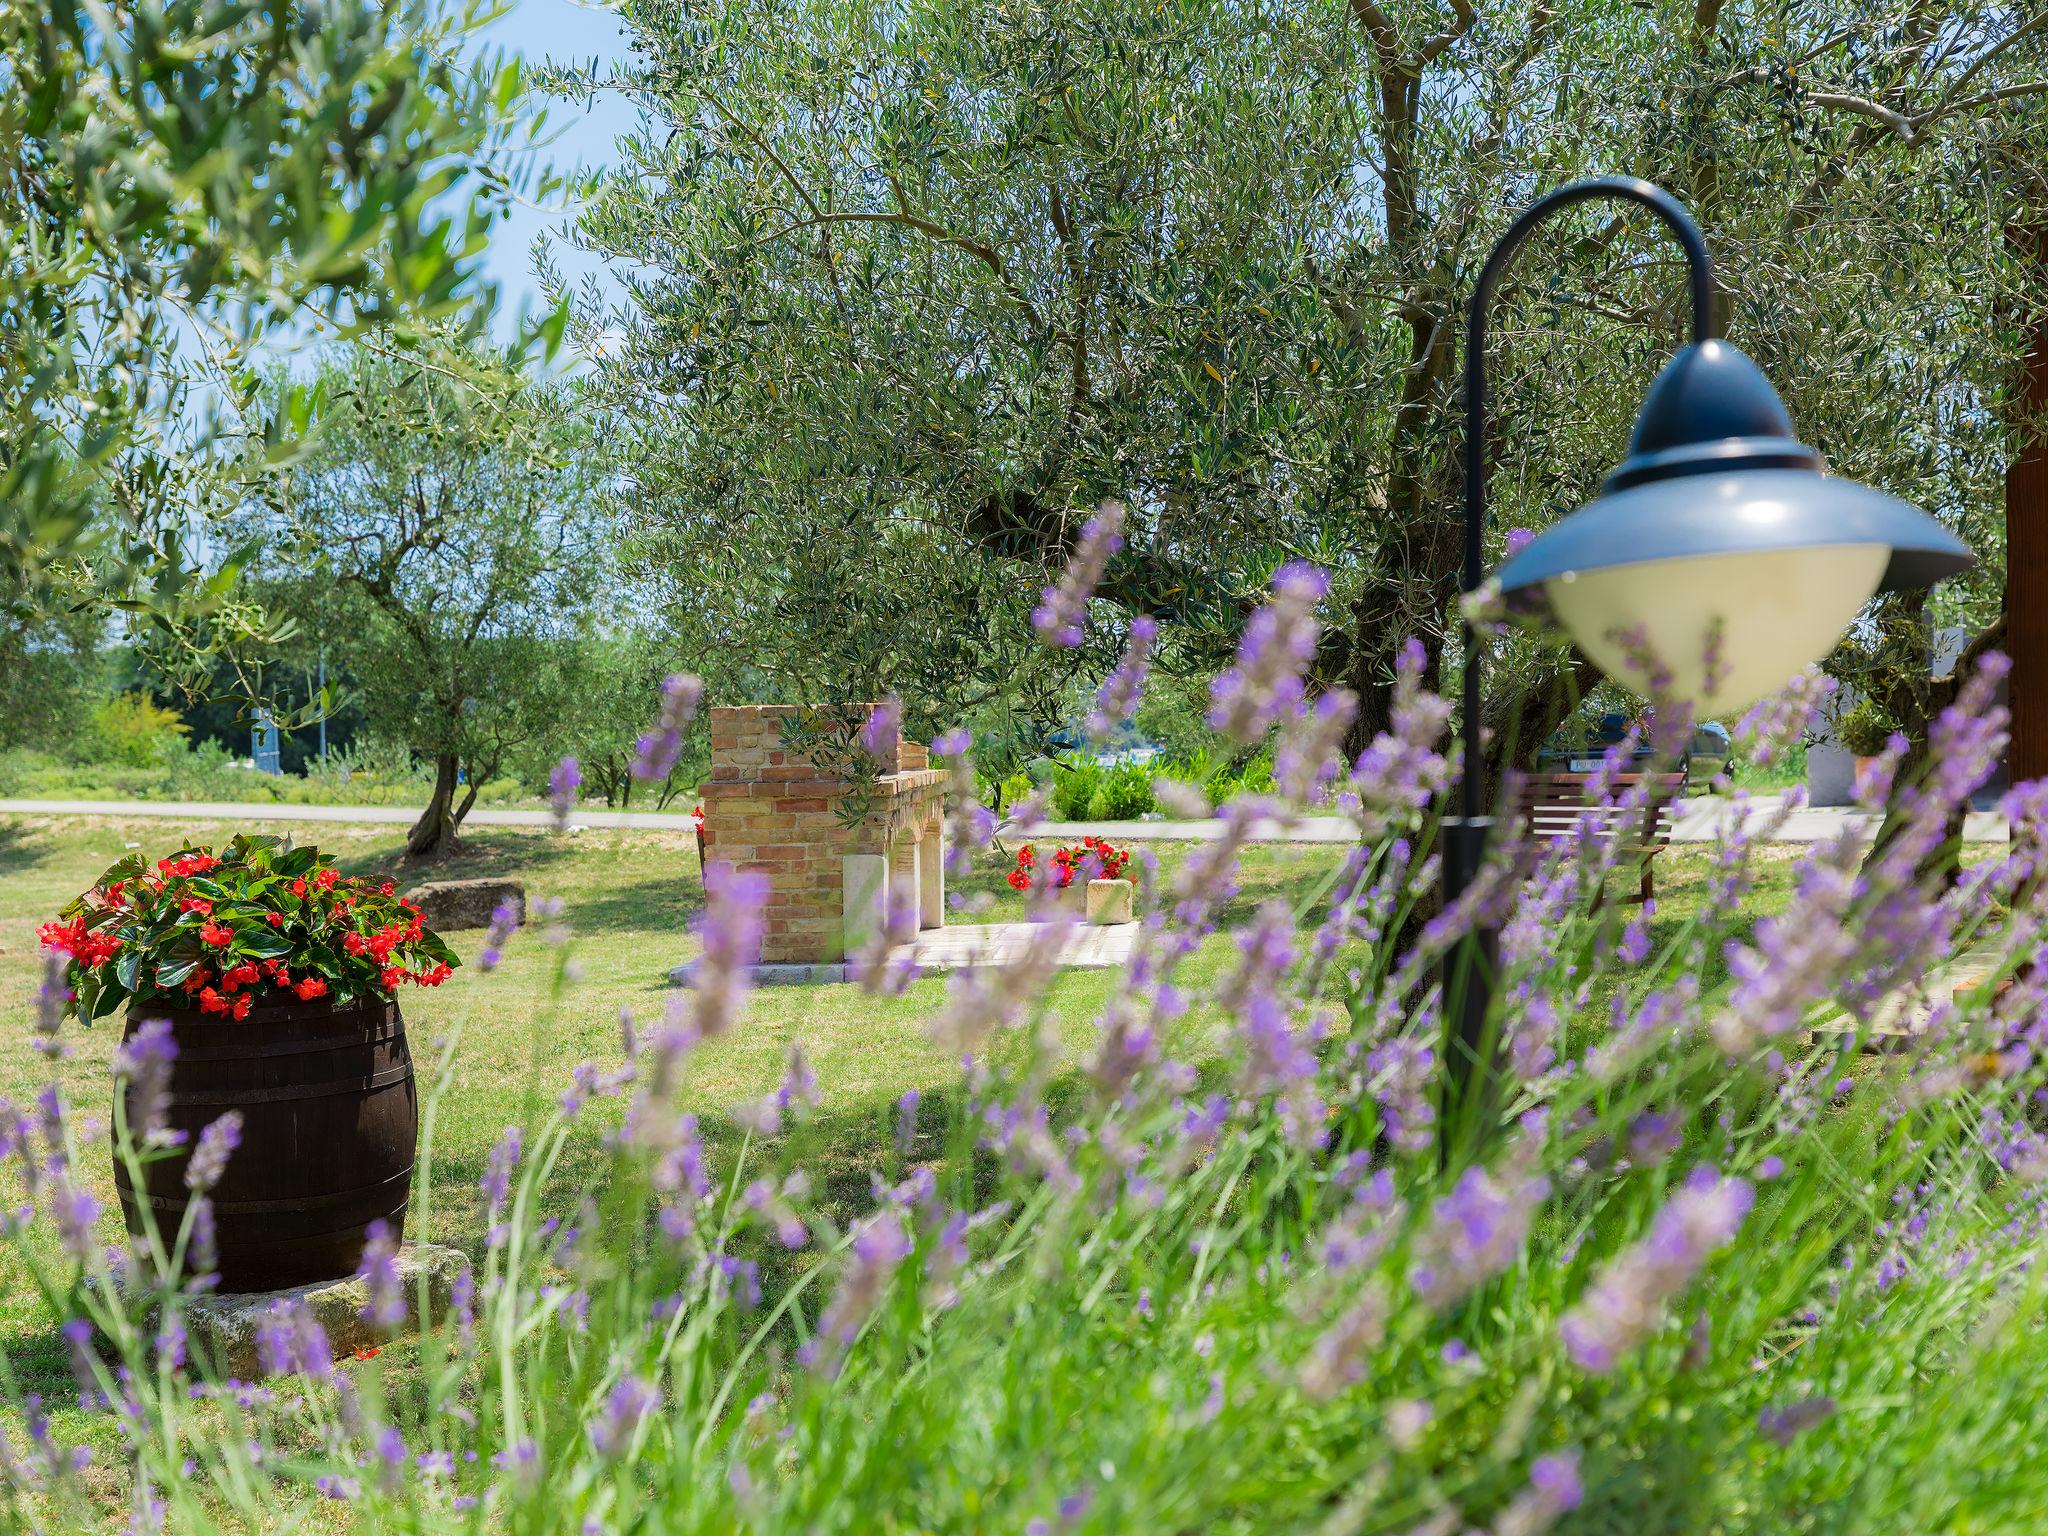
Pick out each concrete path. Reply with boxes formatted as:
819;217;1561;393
1666;793;2006;844
0;794;2012;845
0;798;705;831
670;920;1138;986
1029;795;2009;845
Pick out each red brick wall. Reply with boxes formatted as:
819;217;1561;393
701;705;946;963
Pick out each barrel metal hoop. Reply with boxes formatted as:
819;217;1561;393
167;1030;406;1064
167;1063;415;1107
117;1164;416;1215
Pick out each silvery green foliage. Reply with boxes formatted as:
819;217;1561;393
566;0;2045;757
2;0;544;707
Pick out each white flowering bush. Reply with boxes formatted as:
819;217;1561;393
12;553;2048;1533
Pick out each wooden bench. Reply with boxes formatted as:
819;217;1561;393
1509;771;1687;906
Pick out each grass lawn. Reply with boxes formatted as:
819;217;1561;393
0;811;1824;1511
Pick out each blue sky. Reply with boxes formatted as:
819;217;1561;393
471;0;640;339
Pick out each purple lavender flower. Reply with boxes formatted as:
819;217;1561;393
686;864;769;1041
471;888;520;974
1493;1450;1584;1536
809;1211;912;1375
776;1045;820;1118
859;697;902;759
1561;1168;1753;1373
895;1089;920;1154
356;1219;404;1330
114;1018;178;1147
1410;1162;1550;1311
373;1423;407;1493
34;951;68;1058
548;757;582;830
53;1178;100;1265
1343;637;1453;837
1367;1036;1436;1154
481;1126;524;1215
1736;670;1834;770
1758;1396;1836;1445
493;1439;542;1489
1087;616;1157;743
938;737;995;880
1031;501;1126;647
61;1317;101;1409
1627;1112;1682;1167
1504;527;1536;557
632;673;704;782
189;1197;218;1284
1219;903;1323;1144
184;1111;241;1193
1274;689;1359;808
590;1376;661;1458
1298;1286;1387;1398
254;1300;333;1381
850;883;921;996
1209;563;1329;744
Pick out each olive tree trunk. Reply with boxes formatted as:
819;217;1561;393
405;752;462;863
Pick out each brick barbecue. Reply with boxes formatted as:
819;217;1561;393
699;705;948;965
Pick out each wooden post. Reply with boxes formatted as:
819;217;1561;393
2008;214;2048;785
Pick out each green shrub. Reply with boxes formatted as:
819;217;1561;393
85;691;189;767
1085;760;1156;820
1050;760;1101;820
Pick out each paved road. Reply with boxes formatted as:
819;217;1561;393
0;794;2011;844
1030;794;2007;844
0;798;706;831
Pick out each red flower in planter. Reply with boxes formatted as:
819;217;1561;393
37;918;82;955
1007;837;1133;891
39;836;461;1023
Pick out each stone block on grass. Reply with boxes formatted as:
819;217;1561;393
175;1243;467;1380
401;878;525;932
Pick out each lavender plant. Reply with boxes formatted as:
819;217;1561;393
10;567;2048;1532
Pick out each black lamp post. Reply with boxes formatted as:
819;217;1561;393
1437;177;1974;1159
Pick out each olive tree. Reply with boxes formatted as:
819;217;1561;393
563;0;2047;771
249;348;614;860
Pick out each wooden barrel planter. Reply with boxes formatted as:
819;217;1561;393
112;994;417;1293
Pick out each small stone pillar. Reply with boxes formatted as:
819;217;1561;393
699;705;950;968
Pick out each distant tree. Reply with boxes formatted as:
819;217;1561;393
568;0;2048;774
514;635;707;810
248;347;614;860
0;605;102;754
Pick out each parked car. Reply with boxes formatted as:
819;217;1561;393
1536;711;1724;781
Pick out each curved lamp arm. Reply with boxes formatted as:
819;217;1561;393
1454;176;1715;823
1439;177;1712;1166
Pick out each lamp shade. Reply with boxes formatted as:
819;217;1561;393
1492;340;1974;715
